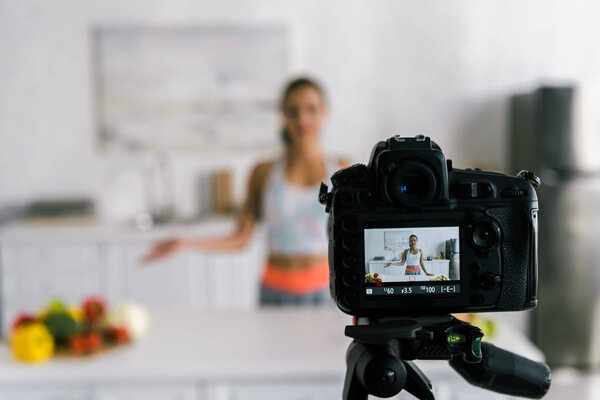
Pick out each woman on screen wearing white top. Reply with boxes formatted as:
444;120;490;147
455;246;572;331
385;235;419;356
384;234;434;276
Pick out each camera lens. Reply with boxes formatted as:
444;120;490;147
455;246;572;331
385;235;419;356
388;161;438;207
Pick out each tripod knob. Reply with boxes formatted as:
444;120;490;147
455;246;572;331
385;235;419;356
344;342;408;399
357;352;406;398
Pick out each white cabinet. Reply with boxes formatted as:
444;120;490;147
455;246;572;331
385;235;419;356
104;243;198;309
1;242;104;336
0;221;264;336
1;243;103;309
424;260;450;276
102;240;262;311
201;250;261;310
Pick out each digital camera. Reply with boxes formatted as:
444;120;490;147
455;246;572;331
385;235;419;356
319;135;540;317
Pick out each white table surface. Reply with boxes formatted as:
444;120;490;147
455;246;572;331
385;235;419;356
0;309;351;385
0;309;544;386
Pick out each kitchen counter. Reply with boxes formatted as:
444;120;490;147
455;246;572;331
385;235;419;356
0;217;236;244
368;259;451;280
0;309;546;400
0;309;352;385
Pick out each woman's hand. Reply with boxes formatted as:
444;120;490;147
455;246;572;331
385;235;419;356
426;272;434;276
384;262;392;267
141;238;185;264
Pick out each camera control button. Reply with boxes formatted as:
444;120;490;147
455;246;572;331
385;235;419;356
343;255;359;269
343;291;359;306
457;182;478;198
480;272;501;290
470;262;482;273
478;183;493;197
501;183;526;198
342;236;359;250
456;182;493;198
331;164;367;187
469;220;501;249
343;272;358;286
341;216;359;232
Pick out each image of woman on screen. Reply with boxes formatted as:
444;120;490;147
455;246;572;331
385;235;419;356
141;77;350;306
384;234;434;276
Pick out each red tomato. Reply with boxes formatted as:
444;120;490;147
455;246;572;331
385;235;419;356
82;297;106;323
113;327;130;344
84;333;102;353
69;335;86;355
106;326;131;344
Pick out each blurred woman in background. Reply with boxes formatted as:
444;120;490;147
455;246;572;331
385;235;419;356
142;77;349;306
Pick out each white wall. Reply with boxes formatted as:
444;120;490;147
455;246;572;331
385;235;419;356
2;0;600;219
365;227;457;262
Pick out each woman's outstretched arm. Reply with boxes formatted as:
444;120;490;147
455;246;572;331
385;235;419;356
385;250;407;267
141;162;272;263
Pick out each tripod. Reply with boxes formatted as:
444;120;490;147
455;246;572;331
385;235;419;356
343;315;551;399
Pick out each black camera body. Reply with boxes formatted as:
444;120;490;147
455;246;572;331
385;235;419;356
320;135;539;317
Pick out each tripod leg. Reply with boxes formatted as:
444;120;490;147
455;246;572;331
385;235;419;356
402;361;435;400
343;367;369;400
343;342;369;400
343;341;407;399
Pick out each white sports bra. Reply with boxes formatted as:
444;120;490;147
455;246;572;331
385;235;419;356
262;158;338;256
405;250;421;266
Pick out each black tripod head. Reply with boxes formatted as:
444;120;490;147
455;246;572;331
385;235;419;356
343;315;551;399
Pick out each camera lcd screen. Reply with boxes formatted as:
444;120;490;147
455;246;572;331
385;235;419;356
364;226;460;296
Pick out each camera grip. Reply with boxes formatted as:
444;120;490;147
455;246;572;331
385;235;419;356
449;342;551;399
486;207;531;310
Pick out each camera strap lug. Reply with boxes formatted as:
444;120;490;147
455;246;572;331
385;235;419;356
518;170;541;188
318;182;332;212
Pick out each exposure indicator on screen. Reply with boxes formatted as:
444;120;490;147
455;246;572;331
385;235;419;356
365;284;460;296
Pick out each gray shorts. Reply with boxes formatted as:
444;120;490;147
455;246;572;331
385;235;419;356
259;285;332;307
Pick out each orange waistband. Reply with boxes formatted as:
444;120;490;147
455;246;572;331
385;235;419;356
405;265;420;272
261;261;330;295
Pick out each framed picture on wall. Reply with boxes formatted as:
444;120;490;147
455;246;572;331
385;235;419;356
93;25;289;152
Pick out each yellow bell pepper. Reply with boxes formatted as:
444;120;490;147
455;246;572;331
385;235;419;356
11;323;54;363
68;306;84;323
